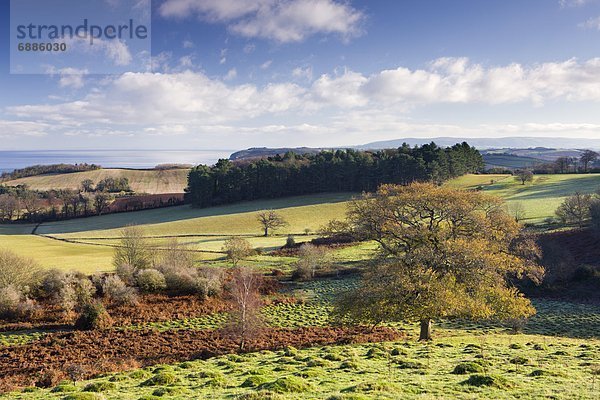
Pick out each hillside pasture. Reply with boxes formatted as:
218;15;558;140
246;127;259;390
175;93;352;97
448;173;600;223
3;168;190;194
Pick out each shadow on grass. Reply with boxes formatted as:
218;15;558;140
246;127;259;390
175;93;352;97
495;176;600;201
34;192;356;235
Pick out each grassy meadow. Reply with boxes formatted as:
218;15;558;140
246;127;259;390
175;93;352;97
3;277;599;399
3;174;600;272
3;168;190;194
448;173;600;223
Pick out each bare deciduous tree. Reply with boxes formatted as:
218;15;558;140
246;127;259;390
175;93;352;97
225;267;263;351
257;210;288;237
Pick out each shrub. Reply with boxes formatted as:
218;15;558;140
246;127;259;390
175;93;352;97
135;269;167;293
0;249;42;290
196;267;224;297
56;275;97;314
452;362;485;374
140;372;179;386
102;275;138;306
285;235;296;248
40;269;68;299
74;302;113;330
572;265;599;281
258;376;312;393
115;263;136;286
0;285;38;321
83;381;116;392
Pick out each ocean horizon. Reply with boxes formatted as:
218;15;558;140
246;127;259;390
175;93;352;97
0;149;235;174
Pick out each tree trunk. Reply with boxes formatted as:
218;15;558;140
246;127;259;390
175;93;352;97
264;227;269;237
419;319;432;341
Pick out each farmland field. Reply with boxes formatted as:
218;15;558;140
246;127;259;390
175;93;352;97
0;193;355;271
448;173;600;223
3;173;600;271
2;168;190;194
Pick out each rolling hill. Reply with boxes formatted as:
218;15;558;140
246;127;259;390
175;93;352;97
3;168;190;194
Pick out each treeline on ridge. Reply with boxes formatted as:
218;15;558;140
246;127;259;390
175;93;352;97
187;142;484;207
0;163;101;181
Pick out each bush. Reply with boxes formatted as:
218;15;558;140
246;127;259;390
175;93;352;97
40;269;68;299
115;263;136;286
0;285;37;321
135;269;167;293
196;267;224;297
285;235;296;248
572;265;599;281
74;302;113;330
102;275;138;306
0;249;43;291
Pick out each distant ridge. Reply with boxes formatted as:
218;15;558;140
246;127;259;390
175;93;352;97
358;137;600;150
229;137;600;162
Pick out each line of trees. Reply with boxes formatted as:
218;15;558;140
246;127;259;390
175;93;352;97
0;163;100;181
187;142;484;208
533;150;599;174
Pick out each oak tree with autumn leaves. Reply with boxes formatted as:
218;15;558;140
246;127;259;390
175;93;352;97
334;183;544;340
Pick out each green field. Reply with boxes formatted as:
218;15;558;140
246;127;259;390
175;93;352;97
3;277;599;399
2;173;600;272
3;168;190;194
0;193;355;271
448;173;600;223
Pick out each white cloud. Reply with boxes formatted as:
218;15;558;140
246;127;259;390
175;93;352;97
62;37;133;66
243;43;256;54
159;0;365;43
182;40;195;48
224;68;238;81
0;120;50;137
260;60;273;69
7;57;600;143
45;67;89;89
179;55;194;68
579;16;600;29
292;66;313;81
560;0;589;7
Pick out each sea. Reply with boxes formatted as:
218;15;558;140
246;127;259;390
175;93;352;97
0;150;235;174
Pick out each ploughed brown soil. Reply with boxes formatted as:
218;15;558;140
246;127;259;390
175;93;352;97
0;326;402;392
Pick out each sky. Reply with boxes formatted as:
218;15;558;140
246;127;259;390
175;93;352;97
1;0;600;151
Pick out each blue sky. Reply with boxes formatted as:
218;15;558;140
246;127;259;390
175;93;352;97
1;0;600;150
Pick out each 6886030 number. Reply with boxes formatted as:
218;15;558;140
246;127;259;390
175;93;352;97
17;42;67;52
